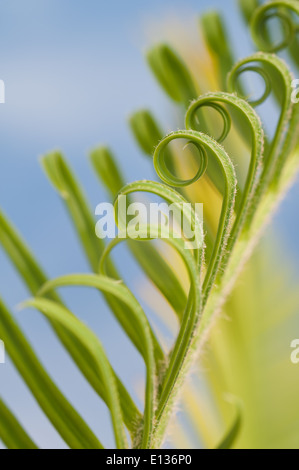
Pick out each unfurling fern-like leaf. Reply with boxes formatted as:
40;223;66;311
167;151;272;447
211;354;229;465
1;0;299;449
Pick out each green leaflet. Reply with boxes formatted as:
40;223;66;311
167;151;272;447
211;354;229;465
153;131;208;189
106;180;203;344
0;398;38;449
238;0;261;24
128;109;179;178
98;224;203;449
198;146;299;361
145;35;234;229
0;299;103;449
21;297;127;449
148;231;202;448
112;179;203;265
42;151;162;373
128;108;216;261
0;209;140;433
153;130;236;304
90;147;125;197
129;109;182;181
215;397;242;450
239;0;299;104
99;177;204;446
251;0;299;55
147;44;198;105
146;41;227;201
129;110;165;157
200;11;235;90
90;146;187;320
0;210;50;294
185;92;264;259
227;53;294;192
39;274;156;449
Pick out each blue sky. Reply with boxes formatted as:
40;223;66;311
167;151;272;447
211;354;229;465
0;0;298;449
